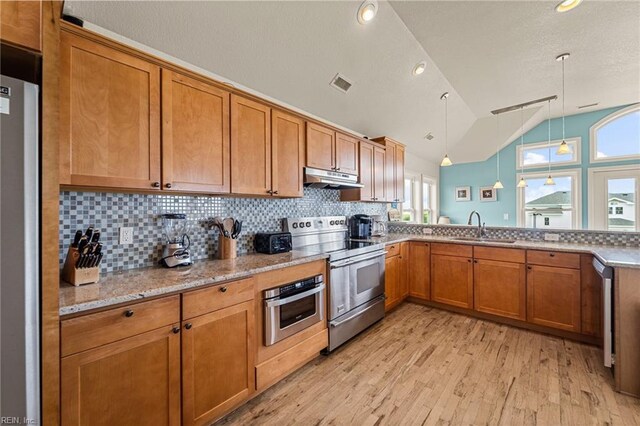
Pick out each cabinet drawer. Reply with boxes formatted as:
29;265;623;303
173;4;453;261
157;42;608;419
182;277;254;319
61;295;180;356
474;246;525;264
527;250;580;269
385;243;401;258
431;242;473;258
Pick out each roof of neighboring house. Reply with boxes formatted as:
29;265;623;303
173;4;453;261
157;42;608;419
609;193;635;203
526;191;571;206
608;218;636;226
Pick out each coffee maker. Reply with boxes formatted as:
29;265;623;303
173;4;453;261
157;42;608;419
349;214;373;239
160;213;192;268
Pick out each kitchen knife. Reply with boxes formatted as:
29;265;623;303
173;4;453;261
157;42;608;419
72;230;83;248
85;226;94;242
91;229;101;243
91;243;103;267
76;236;89;267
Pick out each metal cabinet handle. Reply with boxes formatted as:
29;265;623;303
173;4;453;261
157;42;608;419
265;284;325;308
172;327;180;334
273;191;278;195
335;167;341;171
527;266;532;270
152;182;160;188
165;183;172;189
473;260;478;264
124;310;134;318
184;323;192;330
267;189;273;194
549;253;555;257
219;286;228;293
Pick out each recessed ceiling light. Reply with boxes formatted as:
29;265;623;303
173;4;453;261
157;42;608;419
412;61;426;76
555;0;583;13
357;0;378;24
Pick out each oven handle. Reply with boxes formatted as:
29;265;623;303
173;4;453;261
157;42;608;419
330;295;385;327
330;251;386;269
264;283;325;308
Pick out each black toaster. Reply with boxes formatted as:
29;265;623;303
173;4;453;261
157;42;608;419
254;232;292;254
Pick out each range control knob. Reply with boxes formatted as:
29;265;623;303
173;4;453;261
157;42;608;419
306;221;311;227
339;220;345;225
298;222;305;228
292;223;298;229
330;220;335;225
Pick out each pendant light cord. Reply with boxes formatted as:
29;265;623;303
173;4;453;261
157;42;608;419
445;96;448;154
562;58;566;142
520;107;524;175
496;113;500;181
548;100;552;175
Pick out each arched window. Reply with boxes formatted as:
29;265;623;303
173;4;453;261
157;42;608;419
590;104;640;163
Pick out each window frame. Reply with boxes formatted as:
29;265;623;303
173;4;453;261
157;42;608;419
515;138;581;170
400;172;438;224
590;104;640;163
516;168;582;229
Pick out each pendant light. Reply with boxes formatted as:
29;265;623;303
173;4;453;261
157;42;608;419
556;53;572;155
545;100;556;186
517;107;528;188
493;112;504;189
440;92;453;167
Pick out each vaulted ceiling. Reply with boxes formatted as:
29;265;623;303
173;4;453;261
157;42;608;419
64;1;640;167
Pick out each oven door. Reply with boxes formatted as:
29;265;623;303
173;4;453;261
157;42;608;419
329;251;385;320
264;283;325;346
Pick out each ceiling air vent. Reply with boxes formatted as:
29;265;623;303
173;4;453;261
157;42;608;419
330;73;353;94
424;132;434;141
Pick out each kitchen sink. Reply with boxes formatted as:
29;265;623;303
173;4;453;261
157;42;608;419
452;237;517;244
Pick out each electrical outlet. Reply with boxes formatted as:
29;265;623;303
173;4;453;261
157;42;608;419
119;227;134;244
422;228;433;235
544;233;560;242
503;213;509;220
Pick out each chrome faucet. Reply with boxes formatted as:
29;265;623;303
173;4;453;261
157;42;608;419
467;210;486;238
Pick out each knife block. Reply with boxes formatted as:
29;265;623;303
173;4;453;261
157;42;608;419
218;237;237;260
61;247;100;286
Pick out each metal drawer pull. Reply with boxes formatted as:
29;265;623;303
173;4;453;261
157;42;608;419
265;284;325;308
124;310;134;318
219;286;228;293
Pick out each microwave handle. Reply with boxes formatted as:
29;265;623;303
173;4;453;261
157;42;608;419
265;283;325;308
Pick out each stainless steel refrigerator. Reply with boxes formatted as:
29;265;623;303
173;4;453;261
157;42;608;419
0;74;40;423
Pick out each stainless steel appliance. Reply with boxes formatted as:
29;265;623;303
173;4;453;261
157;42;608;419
1;75;40;422
371;215;387;237
593;257;614;368
263;275;325;346
349;214;373;239
159;213;192;268
303;167;364;189
254;232;292;254
283;216;385;352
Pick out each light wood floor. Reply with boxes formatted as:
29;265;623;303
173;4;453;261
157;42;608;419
217;303;640;425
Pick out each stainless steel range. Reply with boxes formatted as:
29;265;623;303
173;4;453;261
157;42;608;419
283;216;386;352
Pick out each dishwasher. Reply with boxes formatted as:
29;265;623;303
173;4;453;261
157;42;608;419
593;257;614;368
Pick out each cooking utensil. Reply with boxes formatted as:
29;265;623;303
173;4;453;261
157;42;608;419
232;220;242;239
222;217;234;239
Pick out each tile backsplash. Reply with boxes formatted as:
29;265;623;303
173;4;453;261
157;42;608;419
59;188;387;273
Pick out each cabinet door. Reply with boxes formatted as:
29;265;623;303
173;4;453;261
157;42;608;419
385;255;400;311
182;300;255;426
61;326;181;426
59;32;161;190
272;110;305;197
527;265;581;332
306;122;335;171
231;95;271;195
431;254;473;308
474;259;526;320
162;71;230;193
0;0;41;51
399;242;410;299
373;146;386;201
581;255;602;337
358;142;374;201
408;242;431;300
384;142;396;202
394;144;405;203
335;132;359;175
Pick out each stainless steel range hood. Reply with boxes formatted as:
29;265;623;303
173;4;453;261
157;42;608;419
304;167;363;189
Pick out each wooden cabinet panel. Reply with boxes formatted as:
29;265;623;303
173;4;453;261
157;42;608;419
335;132;359;175
527;250;580;269
384;142;396;202
386;243;401;258
373;137;405;202
182;278;254;320
59;32;161;190
231;95;271;195
580;255;602;337
431;254;473;308
182;300;255;426
373;146;386;201
431;243;473;258
394;144;405;203
342;141;374;201
473;246;525;264
0;0;41;51
527;265;581;332
162;71;230;193
399;242;409;299
306;122;335;171
385;255;400;311
272;110;305;197
408;242;431;300
61;325;181;426
474;259;526;320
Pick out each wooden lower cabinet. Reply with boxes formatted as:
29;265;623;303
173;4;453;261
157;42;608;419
399;242;409;299
385;254;401;311
527;264;581;332
431;254;473;309
181;300;255;426
474;259;526;320
408;242;430;300
61;325;181;426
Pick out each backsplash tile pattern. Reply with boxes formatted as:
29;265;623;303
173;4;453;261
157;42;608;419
386;222;640;246
59;189;387;273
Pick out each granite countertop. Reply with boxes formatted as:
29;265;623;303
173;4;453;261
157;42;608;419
59;251;328;316
373;233;640;269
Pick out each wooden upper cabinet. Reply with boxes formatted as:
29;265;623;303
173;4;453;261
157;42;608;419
306;122;335;171
431;254;473;309
272;110;305;197
384;142;396;202
474;258;526;321
394;144;405;202
408;242;431;300
356;142;374;200
373;146;386;201
61;326;181;426
231;94;271;196
0;0;41;52
162;71;230;193
373;137;405;202
182;300;255;426
335;132;359;175
59;32;161;190
527;264;581;332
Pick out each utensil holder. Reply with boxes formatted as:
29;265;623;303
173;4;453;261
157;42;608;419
219;237;237;260
61;247;100;286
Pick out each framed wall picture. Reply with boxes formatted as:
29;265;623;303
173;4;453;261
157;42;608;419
480;186;497;202
455;186;471;201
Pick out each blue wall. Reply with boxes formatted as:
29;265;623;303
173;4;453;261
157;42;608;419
439;105;639;227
